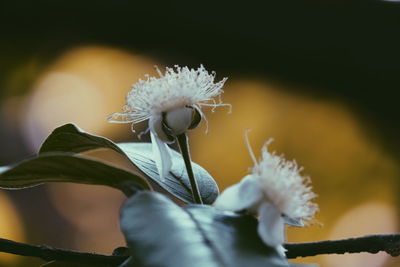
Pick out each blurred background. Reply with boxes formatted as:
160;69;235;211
0;0;399;266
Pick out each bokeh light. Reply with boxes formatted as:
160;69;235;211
323;202;397;267
46;148;143;254
21;46;158;151
0;192;25;265
47;183;126;254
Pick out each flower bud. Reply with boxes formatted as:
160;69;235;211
149;106;202;142
163;106;202;136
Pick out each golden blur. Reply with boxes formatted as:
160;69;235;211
323;202;397;267
46;148;145;253
0;192;25;265
21;46;158;151
47;183;126;254
1;46;398;266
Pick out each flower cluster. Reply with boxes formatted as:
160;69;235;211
110;65;318;257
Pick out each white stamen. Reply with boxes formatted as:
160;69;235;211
252;142;318;221
108;65;228;126
244;129;258;166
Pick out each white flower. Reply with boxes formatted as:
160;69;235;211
214;136;318;256
108;65;228;180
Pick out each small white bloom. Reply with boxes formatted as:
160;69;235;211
214;135;318;256
108;65;228;180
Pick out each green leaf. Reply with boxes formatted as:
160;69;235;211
118;142;218;204
0;153;150;193
39;123;123;154
120;191;297;267
39;124;218;204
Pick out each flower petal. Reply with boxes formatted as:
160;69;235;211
149;114;173;143
214;175;263;212
150;130;172;181
257;202;285;248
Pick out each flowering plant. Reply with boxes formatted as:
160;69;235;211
0;65;398;267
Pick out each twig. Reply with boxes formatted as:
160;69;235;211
0;234;399;265
285;234;400;258
0;238;126;266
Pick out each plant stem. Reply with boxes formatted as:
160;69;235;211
285;234;400;258
0;234;399;265
176;133;203;204
0;237;126;266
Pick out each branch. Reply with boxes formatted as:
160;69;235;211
285;234;400;258
0;238;126;266
0;234;399;265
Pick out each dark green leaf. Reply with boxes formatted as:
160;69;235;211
0;153;150;192
39;124;218;204
120;191;298;267
39;123;123;154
